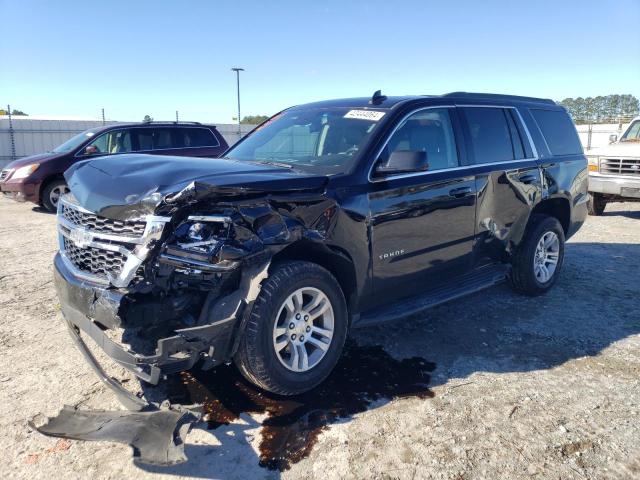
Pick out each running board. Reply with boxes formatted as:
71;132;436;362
355;264;510;327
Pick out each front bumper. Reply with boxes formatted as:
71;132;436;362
54;253;236;400
0;179;38;202
589;173;640;198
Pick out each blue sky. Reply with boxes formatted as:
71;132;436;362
1;0;639;123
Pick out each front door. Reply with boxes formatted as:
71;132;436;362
368;107;477;306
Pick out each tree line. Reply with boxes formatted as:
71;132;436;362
559;94;639;124
0;108;28;116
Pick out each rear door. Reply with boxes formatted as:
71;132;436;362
368;106;478;305
457;105;543;267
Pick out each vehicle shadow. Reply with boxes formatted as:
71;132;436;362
137;242;640;479
31;206;55;215
602;209;640;219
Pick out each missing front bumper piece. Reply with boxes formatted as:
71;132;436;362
31;405;200;466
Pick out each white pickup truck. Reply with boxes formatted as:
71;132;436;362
587;116;640;215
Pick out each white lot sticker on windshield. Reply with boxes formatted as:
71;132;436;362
344;110;386;121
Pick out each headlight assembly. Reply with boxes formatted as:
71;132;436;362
160;215;238;272
587;156;599;173
11;164;40;179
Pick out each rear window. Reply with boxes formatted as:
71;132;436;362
531;109;582;156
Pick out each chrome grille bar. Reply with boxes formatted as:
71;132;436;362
600;157;640;177
57;196;170;287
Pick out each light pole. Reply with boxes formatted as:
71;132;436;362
231;67;244;135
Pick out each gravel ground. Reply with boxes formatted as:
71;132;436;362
0;195;638;480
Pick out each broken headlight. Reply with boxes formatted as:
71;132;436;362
161;215;238;272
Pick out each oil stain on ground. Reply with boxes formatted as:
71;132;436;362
167;342;436;471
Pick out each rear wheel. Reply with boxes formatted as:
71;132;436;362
510;214;565;296
234;261;348;395
587;193;606;216
42;179;69;212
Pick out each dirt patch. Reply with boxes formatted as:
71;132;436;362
0;196;639;479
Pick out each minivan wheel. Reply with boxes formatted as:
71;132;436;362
587;193;606;216
42;179;70;212
510;214;565;296
234;261;348;395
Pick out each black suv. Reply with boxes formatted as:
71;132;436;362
53;92;587;409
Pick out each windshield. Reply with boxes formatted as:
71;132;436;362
224;107;387;174
52;128;103;153
621;121;640;142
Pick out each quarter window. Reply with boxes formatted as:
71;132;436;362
531;109;582;156
461;107;515;164
382;108;459;171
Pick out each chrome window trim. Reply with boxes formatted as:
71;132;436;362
368;105;539;183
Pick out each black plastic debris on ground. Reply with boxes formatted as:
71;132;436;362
31;405;199;466
169;342;436;471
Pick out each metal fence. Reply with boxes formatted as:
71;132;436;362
0;115;254;168
1;114;634;168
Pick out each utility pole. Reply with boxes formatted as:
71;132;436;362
176;110;179;123
7;105;16;162
101;108;105;125
231;67;244;135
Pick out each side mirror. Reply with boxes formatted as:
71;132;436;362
376;150;428;175
609;134;618;144
84;145;98;155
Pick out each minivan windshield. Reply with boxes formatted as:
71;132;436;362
52;128;103;153
224;107;387;174
621;120;640;142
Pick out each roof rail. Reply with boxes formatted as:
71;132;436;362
442;92;556;105
142;120;203;125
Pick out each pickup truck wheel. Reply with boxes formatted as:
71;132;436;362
234;261;348;395
587;193;606;216
510;214;565;296
42;179;70;212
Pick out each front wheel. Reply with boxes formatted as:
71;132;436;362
510;214;565;296
234;261;348;395
42;179;70;212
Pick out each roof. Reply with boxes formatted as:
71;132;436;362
291;92;557;110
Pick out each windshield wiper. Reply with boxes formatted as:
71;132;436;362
254;160;294;169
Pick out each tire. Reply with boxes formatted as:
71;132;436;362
587;193;606;216
42;179;70;212
510;214;565;296
234;261;348;395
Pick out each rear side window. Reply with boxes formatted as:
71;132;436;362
461;107;515;164
531;109;582;156
153;128;174;149
134;130;154;151
179;128;220;147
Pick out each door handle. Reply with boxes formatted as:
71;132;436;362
518;174;537;184
448;186;472;198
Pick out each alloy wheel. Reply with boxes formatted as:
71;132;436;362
272;287;335;372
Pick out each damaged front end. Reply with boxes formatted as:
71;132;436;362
54;160;334;411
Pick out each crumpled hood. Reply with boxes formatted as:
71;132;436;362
64;154;328;220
